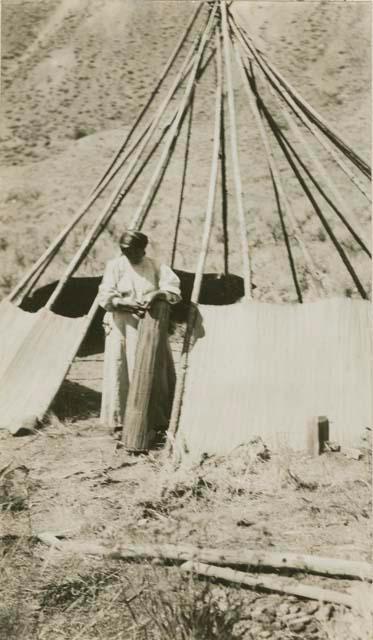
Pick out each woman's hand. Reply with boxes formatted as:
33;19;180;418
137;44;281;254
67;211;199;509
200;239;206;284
145;291;169;308
113;297;146;317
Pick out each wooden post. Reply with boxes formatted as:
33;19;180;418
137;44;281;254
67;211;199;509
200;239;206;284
306;416;329;456
122;300;173;451
318;416;329;453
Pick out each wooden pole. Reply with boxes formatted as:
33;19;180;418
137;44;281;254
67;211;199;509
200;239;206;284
221;0;252;299
265;109;368;299
119;8;219;450
233;19;371;201
41;11;216;408
8;7;206;305
231;11;371;179
264;73;370;254
170;89;195;268
37;539;373;582
220;91;229;275
232;43;324;299
45;10;217;312
92;3;203;194
279;129;371;257
181;561;355;608
167;28;223;446
122;300;172;450
129;6;218;232
230;19;371;250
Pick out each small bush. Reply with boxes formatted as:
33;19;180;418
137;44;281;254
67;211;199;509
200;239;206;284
317;228;327;242
73;125;96;140
138;574;247;640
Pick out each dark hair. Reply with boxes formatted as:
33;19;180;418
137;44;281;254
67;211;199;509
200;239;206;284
119;230;148;250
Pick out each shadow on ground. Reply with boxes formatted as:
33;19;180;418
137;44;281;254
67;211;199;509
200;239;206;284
50;379;101;421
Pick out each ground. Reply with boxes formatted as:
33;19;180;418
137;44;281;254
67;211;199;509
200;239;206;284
0;417;372;639
0;1;372;639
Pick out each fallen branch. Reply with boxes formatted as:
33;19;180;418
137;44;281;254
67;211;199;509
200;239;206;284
181;561;354;608
36;539;373;581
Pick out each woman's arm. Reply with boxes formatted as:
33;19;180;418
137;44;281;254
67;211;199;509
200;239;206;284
158;264;181;304
146;264;181;307
98;260;146;316
98;260;120;311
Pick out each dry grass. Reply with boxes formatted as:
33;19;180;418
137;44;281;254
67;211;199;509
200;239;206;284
1;420;371;639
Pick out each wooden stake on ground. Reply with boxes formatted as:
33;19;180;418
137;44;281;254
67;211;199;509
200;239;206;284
181;561;355;608
306;416;330;456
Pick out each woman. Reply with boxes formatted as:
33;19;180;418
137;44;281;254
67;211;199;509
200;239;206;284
98;229;181;437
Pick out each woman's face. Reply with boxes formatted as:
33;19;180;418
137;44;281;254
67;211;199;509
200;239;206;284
123;246;146;264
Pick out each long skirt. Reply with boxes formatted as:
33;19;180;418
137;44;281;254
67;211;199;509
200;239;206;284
100;310;175;434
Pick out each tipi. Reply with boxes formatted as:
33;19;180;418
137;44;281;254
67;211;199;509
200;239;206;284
0;1;371;455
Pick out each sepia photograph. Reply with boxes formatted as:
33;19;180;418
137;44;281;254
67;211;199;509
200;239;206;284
0;0;372;638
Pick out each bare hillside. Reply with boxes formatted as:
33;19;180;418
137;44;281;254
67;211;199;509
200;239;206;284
0;1;371;300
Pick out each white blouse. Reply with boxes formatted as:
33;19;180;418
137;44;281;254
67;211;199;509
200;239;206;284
98;255;181;312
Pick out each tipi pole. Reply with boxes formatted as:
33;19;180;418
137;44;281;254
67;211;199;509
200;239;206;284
231;24;371;251
17;50;212;305
232;15;371;179
234;21;371;202
170;89;195;268
265;108;368;299
189;33;222;302
8;8;209;305
220;73;229;275
221;0;252;300
121;9;219;450
167;29;223;446
265;81;371;254
79;39;204;212
129;7;219;232
92;2;203;195
281;130;371;258
233;43;324;299
45;8;218;311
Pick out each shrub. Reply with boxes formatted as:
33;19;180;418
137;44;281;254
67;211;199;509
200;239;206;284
73;125;96;140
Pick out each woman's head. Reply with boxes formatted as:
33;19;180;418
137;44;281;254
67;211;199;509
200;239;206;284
119;230;148;264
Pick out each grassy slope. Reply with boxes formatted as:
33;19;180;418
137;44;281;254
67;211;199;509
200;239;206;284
0;0;371;300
